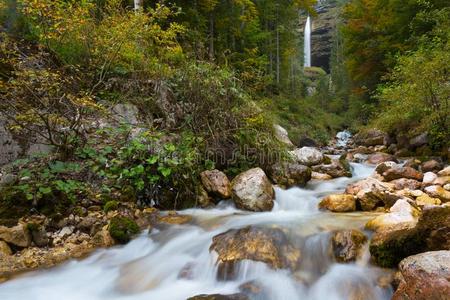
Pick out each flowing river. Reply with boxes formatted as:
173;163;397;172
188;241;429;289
0;162;393;300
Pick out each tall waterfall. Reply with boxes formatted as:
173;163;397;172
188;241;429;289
304;15;311;68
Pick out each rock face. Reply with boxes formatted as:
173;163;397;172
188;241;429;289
273;124;295;148
290;147;324;166
392;251;450;300
210;226;301;279
200;170;232;199
269;163;311;188
331;230;367;262
319;194;356;212
231;168;274;212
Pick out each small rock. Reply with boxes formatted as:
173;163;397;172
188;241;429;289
409;133;428;148
392;251;450;300
389;178;422;190
331;230;367;262
354;129;388;146
346;177;396;210
231;168;274;212
416;194;441;207
289;147;324;166
383;166;423;181
438;166;450;176
424;185;450;202
433;176;450;186
375;161;398;175
421;160;443;173
0;241;12;256
0;224;31;248
367;153;397;165
273;124;295;148
200;170;232;199
158;212;192;225
319;194;356;212
366;199;419;231
423;172;438;185
311;171;332;180
0;174;17;186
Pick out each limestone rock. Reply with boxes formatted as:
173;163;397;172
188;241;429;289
210;226;300;280
311;158;351;178
331;230;367;263
421;160;443;173
0;224;31;248
273;124;294;148
200;169;232;199
367;153;397;165
158;211;192;225
311;171;332;180
231;168;274;212
354;129;388;147
318;194;356;212
438;166;450;176
425;185;450;202
366;199;419;232
269;163;311;188
383;166;423;182
390;178;422;190
346;177;396;210
392;251;450;300
416;194;441;207
289;147;324;166
0;241;12;256
423;172;438;185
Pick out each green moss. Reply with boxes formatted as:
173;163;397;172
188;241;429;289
369;229;424;268
103;200;119;213
108;216;139;244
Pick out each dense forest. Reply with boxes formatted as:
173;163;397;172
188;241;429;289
0;0;449;299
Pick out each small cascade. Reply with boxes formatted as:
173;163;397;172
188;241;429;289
304;15;312;68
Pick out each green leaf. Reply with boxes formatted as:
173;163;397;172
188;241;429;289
158;166;172;177
164;143;176;152
145;155;159;164
38;186;52;194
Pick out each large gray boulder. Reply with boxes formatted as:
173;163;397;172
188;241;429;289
269;162;311;188
289;147;324;166
231;168;274;212
200;170;231;199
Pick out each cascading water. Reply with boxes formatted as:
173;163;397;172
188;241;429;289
0;162;393;300
304;15;311;68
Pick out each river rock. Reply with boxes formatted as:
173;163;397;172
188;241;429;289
311;171;333;180
0;224;31;248
311;158;351;178
269;163;311;188
438;166;450;176
366;199;419;231
422;160;443;173
210;226;300;280
273;124;295;148
368;153;397;165
28;225;49;247
346;177;396;210
409;133;428;149
319;194;356;212
369;205;450;268
0;241;12;256
187;294;249;300
416;194;441;207
200;169;232;199
390;178;422;190
289;147;324;166
383;166;423;182
392;251;450;300
354;129;388;146
158;211;193;225
231;168;274;212
375;161;398;175
423;172;438;185
331;230;367;262
424;185;450;202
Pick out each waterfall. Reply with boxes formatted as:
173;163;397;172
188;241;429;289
304;15;311;68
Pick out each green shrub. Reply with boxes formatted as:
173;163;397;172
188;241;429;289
108;216;139;244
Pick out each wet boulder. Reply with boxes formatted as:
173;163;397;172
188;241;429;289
423;172;438;185
200;169;232;199
367;153;397;165
210;226;301;280
289;147;324;166
392;251;450;300
311;171;333;180
231;168;274;212
345;177;396;210
269;162;311;188
382;166;423;182
319;194;356;212
374;161;398;175
187;294;249;300
0;224;31;248
389;178;422;191
366;199;419;232
158;211;193;225
331;230;368;263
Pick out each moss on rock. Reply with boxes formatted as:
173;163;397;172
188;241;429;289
108;216;139;244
